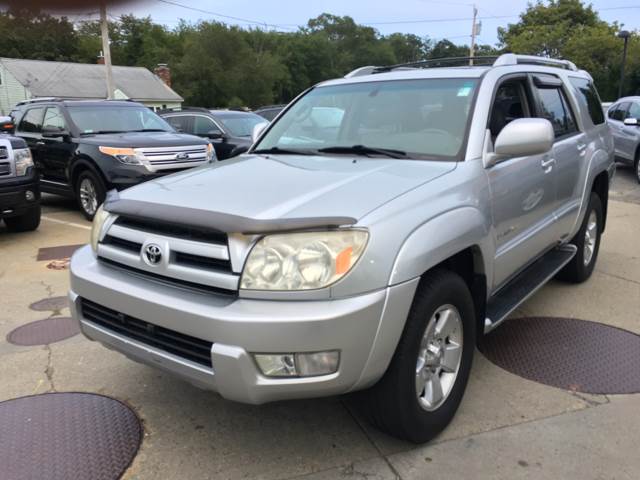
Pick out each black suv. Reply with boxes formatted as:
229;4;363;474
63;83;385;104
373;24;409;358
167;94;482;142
160;108;266;160
13;99;214;219
0;133;40;232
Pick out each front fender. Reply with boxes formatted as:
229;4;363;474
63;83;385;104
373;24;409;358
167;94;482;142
390;206;493;288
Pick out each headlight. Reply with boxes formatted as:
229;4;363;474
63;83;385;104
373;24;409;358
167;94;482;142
99;146;143;165
90;205;110;253
14;148;33;176
206;143;216;162
240;230;368;291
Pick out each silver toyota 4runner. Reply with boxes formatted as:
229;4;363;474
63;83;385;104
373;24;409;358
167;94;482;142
69;54;614;443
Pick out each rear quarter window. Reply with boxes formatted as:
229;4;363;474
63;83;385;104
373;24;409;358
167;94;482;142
569;77;605;125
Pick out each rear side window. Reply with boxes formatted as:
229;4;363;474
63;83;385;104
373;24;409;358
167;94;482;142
193;116;222;136
165;115;190;132
535;86;578;138
19;107;44;133
569;77;605;125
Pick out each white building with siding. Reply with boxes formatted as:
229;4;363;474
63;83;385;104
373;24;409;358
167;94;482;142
0;57;183;115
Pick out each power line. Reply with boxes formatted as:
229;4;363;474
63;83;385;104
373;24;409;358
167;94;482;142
155;0;297;31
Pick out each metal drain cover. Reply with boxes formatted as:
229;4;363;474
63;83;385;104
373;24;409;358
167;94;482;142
0;393;141;480
481;317;640;394
7;317;79;346
29;296;69;312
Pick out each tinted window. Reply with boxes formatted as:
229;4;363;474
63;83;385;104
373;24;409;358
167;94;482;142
489;81;529;139
257;78;479;160
43;107;67;130
609;103;629;121
627;103;640;120
19;107;44;133
165;115;190;132
193;116;221;136
535;87;578;138
216;112;266;137
569;77;605;125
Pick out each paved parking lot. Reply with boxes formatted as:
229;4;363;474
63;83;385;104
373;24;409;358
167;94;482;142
1;166;639;480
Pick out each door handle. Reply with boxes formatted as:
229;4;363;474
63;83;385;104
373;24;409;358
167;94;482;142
541;157;555;173
577;143;587;152
36;141;45;146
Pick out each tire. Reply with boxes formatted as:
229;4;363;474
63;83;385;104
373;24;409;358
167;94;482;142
358;269;476;443
4;205;41;232
635;154;640;184
557;192;603;283
75;169;106;221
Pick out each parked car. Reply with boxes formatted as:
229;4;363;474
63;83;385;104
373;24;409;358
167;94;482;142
160;108;267;160
254;104;286;122
0;133;40;231
12;99;214;220
70;54;614;443
606;96;640;182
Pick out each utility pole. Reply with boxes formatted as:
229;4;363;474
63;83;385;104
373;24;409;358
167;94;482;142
618;30;631;99
100;2;115;100
469;4;478;66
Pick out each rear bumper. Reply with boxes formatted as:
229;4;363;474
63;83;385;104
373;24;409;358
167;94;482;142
0;177;40;218
69;245;417;404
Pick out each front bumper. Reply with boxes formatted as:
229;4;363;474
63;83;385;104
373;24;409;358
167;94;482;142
0;176;40;218
69;246;417;404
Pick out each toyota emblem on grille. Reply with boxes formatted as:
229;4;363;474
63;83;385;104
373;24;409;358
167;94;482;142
143;244;163;265
176;152;190;160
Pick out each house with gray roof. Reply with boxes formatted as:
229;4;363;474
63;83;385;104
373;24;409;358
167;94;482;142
0;57;183;115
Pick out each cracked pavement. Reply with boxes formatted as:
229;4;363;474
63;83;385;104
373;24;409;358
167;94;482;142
1;168;639;479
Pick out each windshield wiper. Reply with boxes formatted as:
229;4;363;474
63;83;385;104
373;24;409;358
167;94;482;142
252;146;317;156
318;145;407;159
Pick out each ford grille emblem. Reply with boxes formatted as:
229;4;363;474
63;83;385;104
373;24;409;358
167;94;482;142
176;152;190;160
144;244;162;265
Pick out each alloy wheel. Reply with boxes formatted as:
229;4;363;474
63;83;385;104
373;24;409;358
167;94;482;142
583;210;598;266
415;304;463;412
79;178;98;216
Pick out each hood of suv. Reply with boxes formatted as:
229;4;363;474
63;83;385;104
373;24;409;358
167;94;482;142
79;131;208;148
116;154;456;223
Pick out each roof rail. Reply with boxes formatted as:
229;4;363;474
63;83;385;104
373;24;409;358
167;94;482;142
493;53;578;71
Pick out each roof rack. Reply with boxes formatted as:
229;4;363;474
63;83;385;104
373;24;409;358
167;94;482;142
345;53;579;78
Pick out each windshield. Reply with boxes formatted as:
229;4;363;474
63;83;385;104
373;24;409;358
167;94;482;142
215;112;266;137
255;78;478;160
67;106;173;134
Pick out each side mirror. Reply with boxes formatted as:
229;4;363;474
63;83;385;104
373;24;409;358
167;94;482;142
0;115;14;133
623;118;639;126
207;130;225;140
251;122;268;144
485;118;554;168
42;126;68;138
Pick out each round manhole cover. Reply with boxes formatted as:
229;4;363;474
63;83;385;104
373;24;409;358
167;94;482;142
481;317;640;394
0;393;142;480
7;317;80;346
29;296;69;312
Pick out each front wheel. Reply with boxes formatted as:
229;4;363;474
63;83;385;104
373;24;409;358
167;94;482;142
557;192;603;283
359;269;476;443
4;205;41;232
635;155;640;184
75;170;106;221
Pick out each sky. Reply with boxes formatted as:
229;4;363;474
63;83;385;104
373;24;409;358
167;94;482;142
61;0;640;46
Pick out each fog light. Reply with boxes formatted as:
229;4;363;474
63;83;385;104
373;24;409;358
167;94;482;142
254;351;340;378
25;190;35;201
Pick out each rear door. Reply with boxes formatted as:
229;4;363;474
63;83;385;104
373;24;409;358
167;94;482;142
15;106;45;176
41;107;74;182
530;74;583;239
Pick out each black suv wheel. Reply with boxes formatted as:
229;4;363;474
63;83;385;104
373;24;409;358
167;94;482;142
4;205;41;232
75;170;106;221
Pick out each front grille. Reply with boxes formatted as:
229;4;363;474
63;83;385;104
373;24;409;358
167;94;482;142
103;234;141;253
174;251;233;272
115;216;227;244
81;298;214;368
98;257;238;297
0;162;10;176
0;147;8;160
139;145;208;166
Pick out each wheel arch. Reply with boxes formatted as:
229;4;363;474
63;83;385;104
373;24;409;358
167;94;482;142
591;170;609;233
69;156;109;192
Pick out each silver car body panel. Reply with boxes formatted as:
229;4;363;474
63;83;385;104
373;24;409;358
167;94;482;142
69;59;614;403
